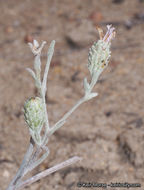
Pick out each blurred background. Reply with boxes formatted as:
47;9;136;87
0;0;144;189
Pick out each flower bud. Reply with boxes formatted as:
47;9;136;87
88;40;111;76
24;97;45;131
88;25;115;77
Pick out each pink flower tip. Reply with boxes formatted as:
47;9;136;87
103;25;116;43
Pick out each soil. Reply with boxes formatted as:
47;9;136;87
0;0;144;190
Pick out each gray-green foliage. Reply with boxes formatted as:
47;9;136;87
7;25;115;190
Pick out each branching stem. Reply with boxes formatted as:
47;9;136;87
16;156;82;190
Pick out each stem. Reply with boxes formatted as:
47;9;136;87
7;138;34;190
48;76;100;138
44;69;100;140
28;147;42;165
89;71;101;93
24;149;49;175
16;156;82;190
48;97;86;137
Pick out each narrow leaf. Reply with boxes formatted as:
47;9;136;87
87;92;98;100
34;54;41;73
42;40;55;96
26;68;36;80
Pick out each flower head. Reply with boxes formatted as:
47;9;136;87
24;97;45;131
103;25;116;43
28;40;46;56
88;25;115;77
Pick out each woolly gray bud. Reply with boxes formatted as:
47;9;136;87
88;25;115;77
88;40;111;76
24;97;45;131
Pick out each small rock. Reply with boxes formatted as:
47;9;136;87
127;118;143;128
3;170;10;178
24;34;33;43
124;20;133;30
117;129;144;167
139;0;144;3
5;26;14;34
50;60;61;68
53;66;62;75
105;111;112;117
36;25;43;31
134;12;144;21
112;0;124;3
71;71;80;82
89;11;103;24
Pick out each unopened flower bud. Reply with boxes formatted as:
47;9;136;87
28;39;46;56
24;97;45;131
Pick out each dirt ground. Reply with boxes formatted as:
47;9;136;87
0;0;144;189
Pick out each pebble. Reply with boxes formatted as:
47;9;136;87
89;11;103;24
5;26;14;34
3;170;10;178
24;34;33;43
